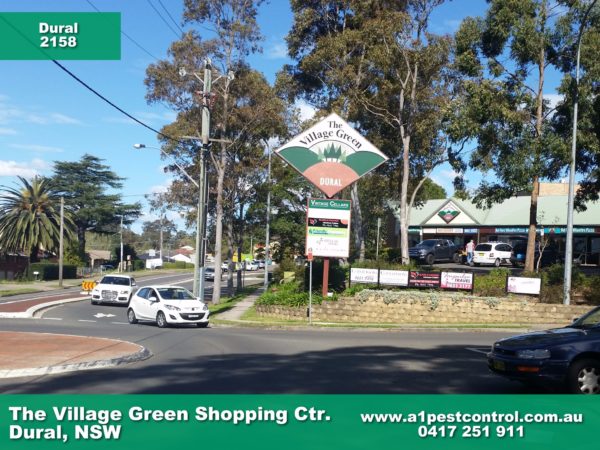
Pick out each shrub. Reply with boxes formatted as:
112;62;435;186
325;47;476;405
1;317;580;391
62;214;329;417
28;263;77;280
163;261;192;269
256;282;313;307
473;268;512;297
302;259;346;292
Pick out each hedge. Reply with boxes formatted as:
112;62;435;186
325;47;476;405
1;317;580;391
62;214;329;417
28;263;77;280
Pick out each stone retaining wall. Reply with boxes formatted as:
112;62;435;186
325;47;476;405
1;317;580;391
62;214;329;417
255;290;594;325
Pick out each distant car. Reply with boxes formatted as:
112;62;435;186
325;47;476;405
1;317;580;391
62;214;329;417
488;306;600;394
127;285;210;328
204;267;221;281
408;239;461;265
91;275;136;305
244;260;258;271
510;242;560;267
221;262;229;272
100;264;115;271
472;242;513;267
256;260;265;269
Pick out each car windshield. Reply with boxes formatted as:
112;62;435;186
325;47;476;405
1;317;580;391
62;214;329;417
475;244;492;251
100;276;130;286
157;287;196;301
417;240;438;247
571;307;600;329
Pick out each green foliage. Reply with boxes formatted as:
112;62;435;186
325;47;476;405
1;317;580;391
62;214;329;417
473;268;512;297
132;260;145;271
28;263;77;281
302;259;346;292
163;261;194;269
0;176;75;262
256;282;312;307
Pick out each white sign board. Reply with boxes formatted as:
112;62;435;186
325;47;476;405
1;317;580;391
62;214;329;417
380;270;409;286
441;272;474;290
306;198;351;258
350;268;378;283
507;276;541;295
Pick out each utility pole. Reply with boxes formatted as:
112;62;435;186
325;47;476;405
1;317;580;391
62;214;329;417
193;59;212;300
58;196;64;288
264;143;272;289
159;212;164;262
564;0;598;305
120;215;124;273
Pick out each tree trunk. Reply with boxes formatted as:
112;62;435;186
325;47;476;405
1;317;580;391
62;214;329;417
225;221;235;297
77;225;86;262
350;183;365;261
400;135;411;265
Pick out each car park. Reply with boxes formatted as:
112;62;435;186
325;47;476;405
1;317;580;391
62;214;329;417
472;242;512;267
91;275;137;305
408;239;461;265
488;306;600;394
510;242;560;267
127;285;210;328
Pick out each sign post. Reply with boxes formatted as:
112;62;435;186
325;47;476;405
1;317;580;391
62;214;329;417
308;248;313;324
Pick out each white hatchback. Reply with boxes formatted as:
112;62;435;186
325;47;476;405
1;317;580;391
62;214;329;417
472;242;513;267
127;285;210;328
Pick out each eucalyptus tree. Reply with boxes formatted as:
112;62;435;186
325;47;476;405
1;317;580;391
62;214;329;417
450;0;570;272
0;176;75;263
145;0;287;302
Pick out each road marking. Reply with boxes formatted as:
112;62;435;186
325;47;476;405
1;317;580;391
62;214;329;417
42;317;62;321
466;347;490;355
111;322;129;325
78;320;97;323
93;313;116;318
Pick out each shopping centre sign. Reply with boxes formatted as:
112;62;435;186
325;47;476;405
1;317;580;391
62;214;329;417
276;113;388;197
306;199;351;258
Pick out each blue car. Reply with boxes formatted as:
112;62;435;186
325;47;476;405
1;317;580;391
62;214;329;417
488;306;600;394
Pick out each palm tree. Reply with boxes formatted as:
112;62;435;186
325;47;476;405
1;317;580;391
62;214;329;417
0;176;73;262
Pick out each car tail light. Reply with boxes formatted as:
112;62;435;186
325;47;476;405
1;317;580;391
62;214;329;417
517;366;540;373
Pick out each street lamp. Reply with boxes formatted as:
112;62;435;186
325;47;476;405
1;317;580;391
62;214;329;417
564;0;598;305
133;143;205;298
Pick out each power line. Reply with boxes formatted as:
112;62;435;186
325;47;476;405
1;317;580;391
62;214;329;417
147;0;181;39
85;0;160;60
157;0;185;35
51;60;184;145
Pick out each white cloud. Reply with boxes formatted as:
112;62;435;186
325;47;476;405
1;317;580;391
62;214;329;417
104;110;176;126
296;100;316;121
0;127;17;135
0;100;83;126
10;144;65;153
0;158;51;177
265;39;288;59
544;93;563;110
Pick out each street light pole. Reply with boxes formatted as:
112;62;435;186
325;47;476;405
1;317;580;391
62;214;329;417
264;142;272;289
120;215;124;273
58;196;64;288
564;0;597;305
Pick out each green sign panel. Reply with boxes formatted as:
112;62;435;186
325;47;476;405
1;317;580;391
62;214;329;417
0;13;120;60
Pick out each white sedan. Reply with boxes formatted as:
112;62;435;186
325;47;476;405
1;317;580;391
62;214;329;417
127;285;209;328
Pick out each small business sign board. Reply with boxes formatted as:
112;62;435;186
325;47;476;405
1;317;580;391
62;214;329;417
380;270;409;286
306;198;351;258
276;113;388;198
408;271;441;288
441;272;474;291
507;276;541;295
350;268;378;284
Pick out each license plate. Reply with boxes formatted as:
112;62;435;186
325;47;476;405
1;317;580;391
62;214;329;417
493;360;505;371
478;253;484;256
188;315;199;319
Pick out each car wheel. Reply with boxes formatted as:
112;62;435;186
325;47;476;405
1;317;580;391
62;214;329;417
425;254;435;265
156;311;168;328
91;299;98;305
568;358;600;394
452;253;460;263
196;322;209;328
127;308;138;324
494;258;501;267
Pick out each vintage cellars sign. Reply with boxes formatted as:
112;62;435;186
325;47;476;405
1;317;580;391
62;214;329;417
276;113;388;197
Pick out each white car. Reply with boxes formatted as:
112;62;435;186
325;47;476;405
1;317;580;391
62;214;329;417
127;285;210;328
244;260;258;271
91;275;137;305
472;242;513;267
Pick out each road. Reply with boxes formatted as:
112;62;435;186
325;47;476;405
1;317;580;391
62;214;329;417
0;269;539;394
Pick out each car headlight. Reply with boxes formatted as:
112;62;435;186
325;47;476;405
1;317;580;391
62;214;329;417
165;304;181;311
120;290;129;294
516;349;551;359
202;304;208;312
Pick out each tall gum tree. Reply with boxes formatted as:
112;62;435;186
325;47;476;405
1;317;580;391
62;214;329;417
450;0;569;272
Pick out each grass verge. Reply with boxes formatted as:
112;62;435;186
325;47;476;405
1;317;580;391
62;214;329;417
209;286;259;316
0;288;40;297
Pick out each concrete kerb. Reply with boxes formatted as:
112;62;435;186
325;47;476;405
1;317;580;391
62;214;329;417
0;296;90;319
0;345;152;379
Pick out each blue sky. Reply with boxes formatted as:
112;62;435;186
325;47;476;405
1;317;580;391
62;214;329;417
0;0;567;233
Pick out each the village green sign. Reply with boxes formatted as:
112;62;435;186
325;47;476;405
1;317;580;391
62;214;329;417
276;113;388;197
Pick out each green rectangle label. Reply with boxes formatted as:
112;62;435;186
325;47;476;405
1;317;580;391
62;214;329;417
309;199;351;210
0;13;120;60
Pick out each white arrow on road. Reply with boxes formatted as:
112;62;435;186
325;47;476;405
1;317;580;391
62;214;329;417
93;313;116;318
